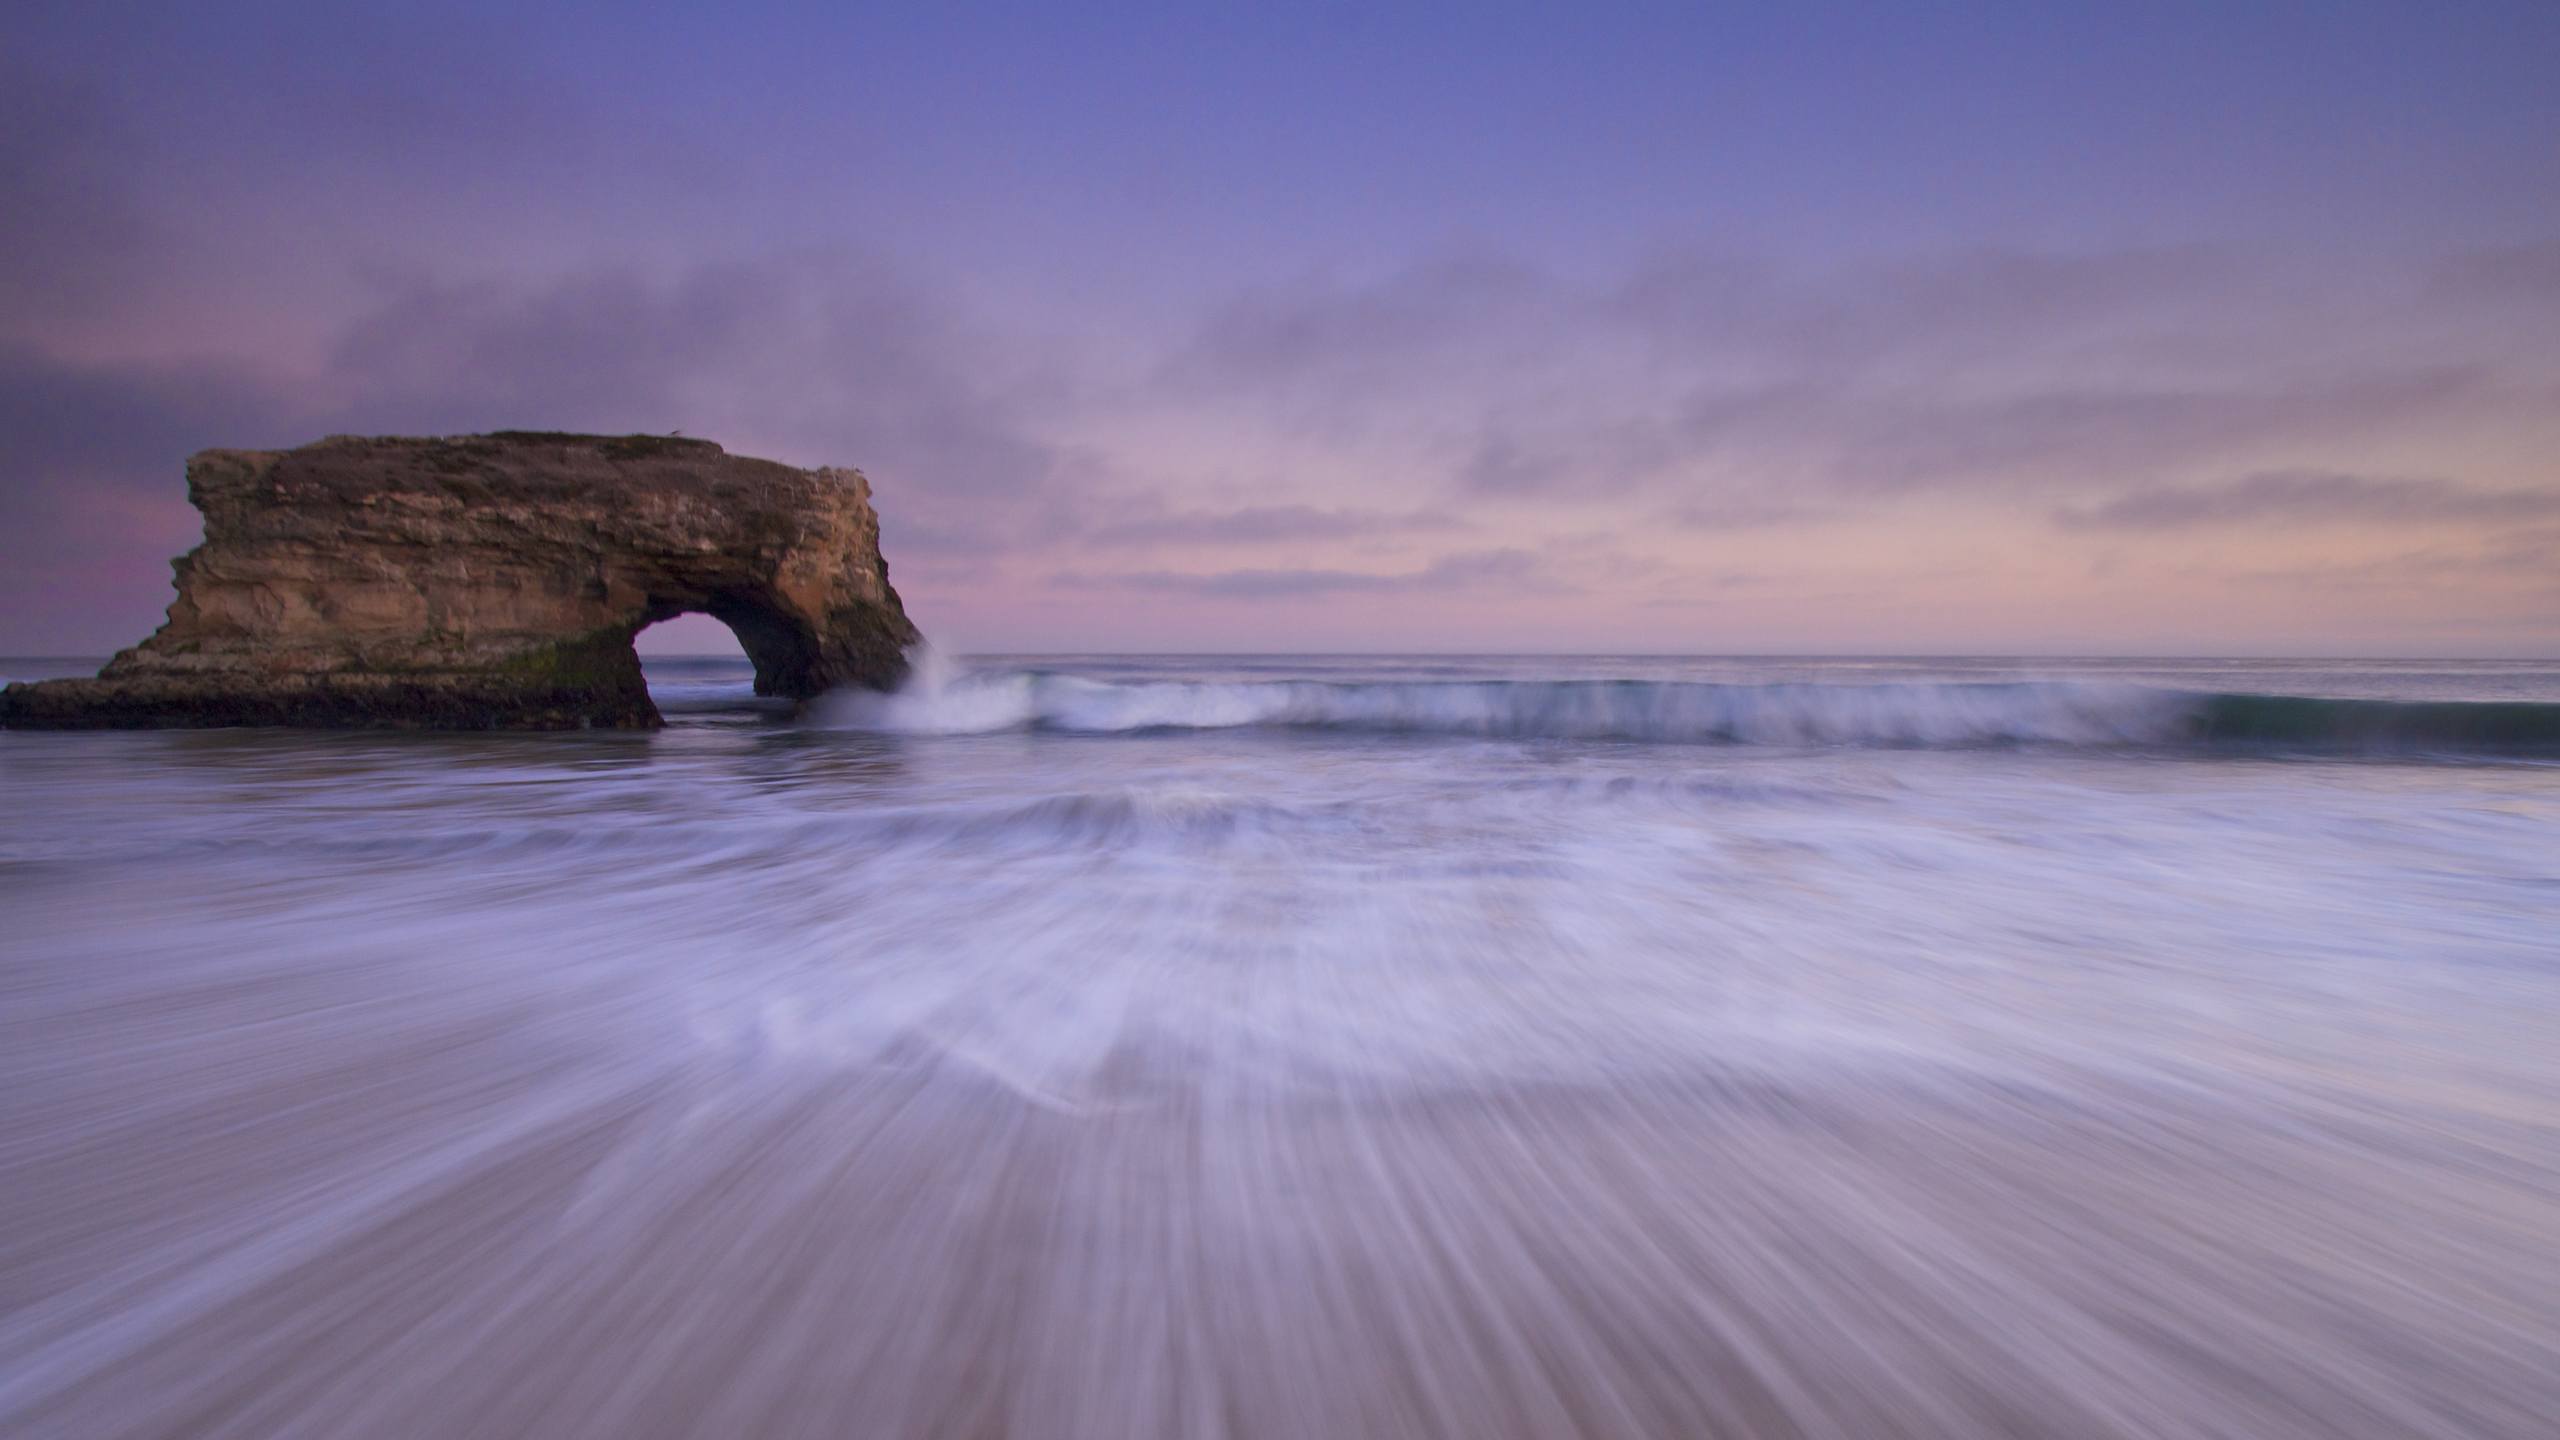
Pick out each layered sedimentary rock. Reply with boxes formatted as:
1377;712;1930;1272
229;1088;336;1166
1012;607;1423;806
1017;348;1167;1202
1;433;919;729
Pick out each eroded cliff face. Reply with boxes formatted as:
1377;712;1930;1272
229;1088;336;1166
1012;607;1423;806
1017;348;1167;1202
0;432;920;728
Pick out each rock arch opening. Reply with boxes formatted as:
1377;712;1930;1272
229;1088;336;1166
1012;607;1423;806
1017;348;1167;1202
629;588;831;705
635;611;749;662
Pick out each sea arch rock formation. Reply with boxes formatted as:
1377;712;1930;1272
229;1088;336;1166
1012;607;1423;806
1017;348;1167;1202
0;432;920;729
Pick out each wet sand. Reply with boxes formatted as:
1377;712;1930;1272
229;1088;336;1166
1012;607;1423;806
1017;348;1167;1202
7;945;2555;1438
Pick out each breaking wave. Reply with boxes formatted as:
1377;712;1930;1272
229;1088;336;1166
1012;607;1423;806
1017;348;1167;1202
820;661;2560;754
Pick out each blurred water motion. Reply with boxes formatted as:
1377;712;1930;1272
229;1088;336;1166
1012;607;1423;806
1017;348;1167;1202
4;654;2558;1439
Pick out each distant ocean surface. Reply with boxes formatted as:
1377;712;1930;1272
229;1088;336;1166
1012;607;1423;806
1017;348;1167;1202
5;654;2559;1438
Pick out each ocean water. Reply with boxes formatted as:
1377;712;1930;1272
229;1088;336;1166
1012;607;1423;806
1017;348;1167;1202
4;653;2558;1438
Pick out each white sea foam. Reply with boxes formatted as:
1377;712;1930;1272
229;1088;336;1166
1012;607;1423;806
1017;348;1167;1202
820;653;2195;745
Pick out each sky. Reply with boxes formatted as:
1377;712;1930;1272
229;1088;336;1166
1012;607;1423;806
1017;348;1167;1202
6;2;2558;656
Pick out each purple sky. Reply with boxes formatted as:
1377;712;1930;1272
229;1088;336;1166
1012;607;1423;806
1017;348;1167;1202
7;2;2558;656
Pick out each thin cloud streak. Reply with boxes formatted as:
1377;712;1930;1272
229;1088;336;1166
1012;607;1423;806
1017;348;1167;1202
2059;470;2560;530
1055;548;1561;599
1077;501;1471;548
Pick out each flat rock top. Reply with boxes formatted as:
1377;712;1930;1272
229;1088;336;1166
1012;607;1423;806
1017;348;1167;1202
307;431;729;457
200;431;843;498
